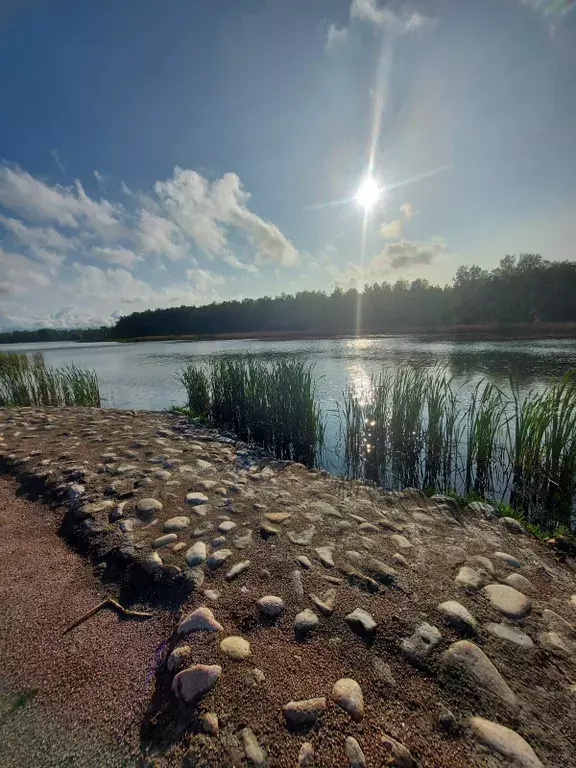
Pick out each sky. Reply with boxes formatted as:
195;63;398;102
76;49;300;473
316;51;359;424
1;0;575;330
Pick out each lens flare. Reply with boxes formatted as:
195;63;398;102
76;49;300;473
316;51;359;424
355;177;382;211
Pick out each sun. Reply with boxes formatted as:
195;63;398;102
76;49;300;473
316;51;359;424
355;176;382;211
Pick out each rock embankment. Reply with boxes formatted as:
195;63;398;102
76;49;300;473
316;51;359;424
1;406;576;767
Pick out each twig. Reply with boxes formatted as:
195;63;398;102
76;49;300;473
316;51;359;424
63;597;153;635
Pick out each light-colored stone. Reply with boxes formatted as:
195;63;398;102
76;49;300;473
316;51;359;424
438;600;477;632
504;573;534;593
310;589;336;617
218;519;237;533
136;497;162;517
345;736;365;768
392;552;409;567
294;608;319;634
163;515;190;532
207;548;233;568
401;622;442;662
141;552;163;573
381;734;415;767
152;533;178;548
220;635;251;660
186;492;209;506
445;546;468;565
467;501;497;518
288;526;315;545
298;742;315;767
202;712;219;735
455;566;483;590
185;540;207;566
539;631;574;658
284;698;327;725
172;664;221;702
297;555;312;569
233;529;253;549
309;500;341;518
265;512;292;523
500;516;526;534
542;609;576;638
241;727;266;767
391;533;413;549
366;558;397;585
346;608;376;635
482;584;532;620
167;645;192;672
468;555;494;575
314;546;334;567
485;622;534;649
178;606;223;634
292;569;304;597
332;678;364;721
226;560;250;580
257;595;285;619
470;717;543;767
494;551;521;568
441;640;518;714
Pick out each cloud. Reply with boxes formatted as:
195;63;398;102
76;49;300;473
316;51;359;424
50;149;66;175
380;219;403;238
377;238;447;269
185;268;225;293
400;202;413;219
92;246;143;269
0;247;52;296
156;167;300;267
120;181;132;196
138;210;190;261
350;0;431;34
325;23;348;50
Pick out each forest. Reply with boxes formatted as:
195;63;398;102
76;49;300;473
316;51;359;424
1;254;575;343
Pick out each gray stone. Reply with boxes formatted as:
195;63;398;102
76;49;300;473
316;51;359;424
260;522;279;538
163;515;190;532
315;546;334;567
438;600;477;632
226;560;250;580
441;640;518;714
202;712;219;735
485;623;534;649
233;529;253;549
539;631;574;658
466;501;497;518
500;516;526;534
310;589;336;617
401;622;442;662
288;526;315;545
470;717;543;767
220;635;251;660
218;519;237;533
482;584;532;619
211;536;227;549
152;533;178;548
207;548;233;568
468;555;494;575
332;678;364;721
292;569;304;597
153;469;171;480
172;664;221;702
542;609;576;638
504;573;534;592
366;558;397;585
392;552;409;567
358;522;379;533
186;492;209;506
178;606;223;634
309;500;341;518
373;657;395;685
179;567;205;591
455;566;483;590
141;552;163;574
494;551;521;568
136;498;163;518
284;697;327;725
185;541;207;566
445;546;468;565
381;734;415;767
298;742;315;767
346;607;376;635
167;644;192;672
192;503;211;517
294;608;319;635
345;736;365;768
257;595;285;619
347;571;379;594
391;533;413;549
241;727;266;767
297;555;312;569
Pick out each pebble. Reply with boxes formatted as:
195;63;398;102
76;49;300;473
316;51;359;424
220;635;251;660
297;555;312;569
505;573;534;592
226;560;250;580
470;717;543;767
152;533;178;548
294;609;320;635
178;606;223;634
346;607;376;635
179;567;205;591
186;492;209;506
233;529;253;549
309;500;341;518
141;552;163;573
438;594;479;630
332;678;364;721
163;516;190;532
441;640;518;714
197;479;218;491
192;503;211;517
202;712;219;735
542;608;575;637
392;552;409;567
244;668;266;687
401;622;442;662
211;536;227;549
482;584;532;619
468;555;494;575
494;551;521;568
207;549;233;568
445;546;468;565
287;526;315;545
257;595;285;619
218;520;237;533
283;697;327;725
136;498;163;518
196;459;214;471
185;541;207;566
310;589;336;617
539;631;573;658
345;736;366;768
455;566;483;590
265;512;292;523
153;469;171;480
167;645;192;672
358;521;379;533
500;516;526;534
381;734;415;767
366;558;397;585
298;742;315;767
467;500;497;518
485;622;534;649
172;664;221;702
391;533;413;549
292;569;304;597
203;588;220;601
314;546;335;567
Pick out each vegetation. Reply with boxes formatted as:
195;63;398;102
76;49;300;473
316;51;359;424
178;357;323;465
341;367;576;531
0;327;110;344
0;351;100;407
110;254;576;339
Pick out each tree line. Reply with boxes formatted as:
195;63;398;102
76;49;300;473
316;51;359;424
1;254;575;343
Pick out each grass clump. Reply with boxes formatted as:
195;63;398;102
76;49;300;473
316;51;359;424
178;356;324;466
0;351;100;407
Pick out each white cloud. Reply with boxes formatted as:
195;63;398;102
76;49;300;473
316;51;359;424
0;247;52;296
351;0;431;32
71;264;153;303
325;23;348;50
185;268;225;293
380;219;403;238
50;149;66;176
0;214;74;252
138;210;190;261
400;202;413;219
92;246;143;269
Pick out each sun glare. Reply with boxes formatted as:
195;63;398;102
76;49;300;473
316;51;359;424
355;176;382;211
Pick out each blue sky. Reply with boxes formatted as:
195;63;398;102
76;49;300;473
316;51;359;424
1;0;575;329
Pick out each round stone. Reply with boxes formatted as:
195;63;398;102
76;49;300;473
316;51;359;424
346;608;376;635
167;644;192;672
468;555;494;575
172;664;221;702
494;551;521;568
482;584;532;620
485;622;534;649
257;595;285;619
163;515;190;532
220;635;251;660
136;497;163;517
207;549;233;568
186;492;209;506
218;520;237;533
455;566;483;590
185;541;207;566
470;717;543;767
500;516;526;534
294;609;320;635
332;678;364;721
345;736;365;768
284;698;327;725
178;606;223;635
504;573;534;593
438;600;477;632
152;533;178;548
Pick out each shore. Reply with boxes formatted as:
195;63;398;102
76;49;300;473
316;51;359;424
1;406;576;766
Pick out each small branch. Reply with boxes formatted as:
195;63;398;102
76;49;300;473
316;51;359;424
63;597;153;635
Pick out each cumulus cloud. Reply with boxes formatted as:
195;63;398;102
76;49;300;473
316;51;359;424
350;0;431;34
380;219;403;238
325;23;348;50
378;238;447;269
185;268;225;293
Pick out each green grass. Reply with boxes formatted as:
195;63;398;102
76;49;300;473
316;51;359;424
177;356;324;466
0;351;100;408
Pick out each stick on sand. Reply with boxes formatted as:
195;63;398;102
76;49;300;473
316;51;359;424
63;598;153;634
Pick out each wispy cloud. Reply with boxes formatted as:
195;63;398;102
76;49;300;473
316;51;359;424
50;149;65;175
325;23;348;51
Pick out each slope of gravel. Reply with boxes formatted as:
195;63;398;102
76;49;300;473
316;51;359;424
1;406;576;767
